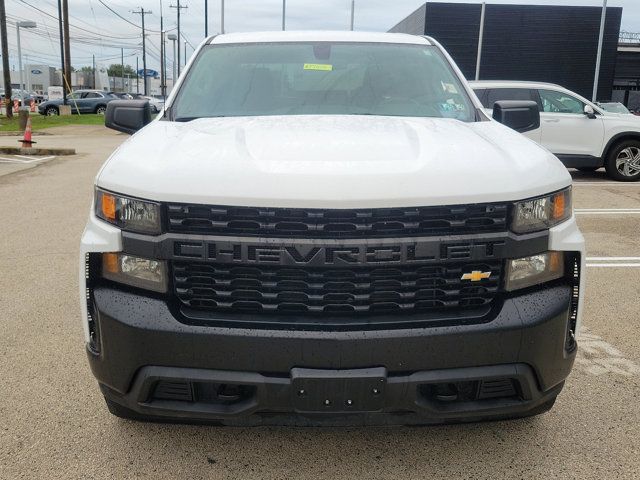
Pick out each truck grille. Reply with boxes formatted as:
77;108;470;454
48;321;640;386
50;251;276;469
166;203;509;238
172;260;502;318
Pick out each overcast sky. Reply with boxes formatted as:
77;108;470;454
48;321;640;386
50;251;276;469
4;0;640;76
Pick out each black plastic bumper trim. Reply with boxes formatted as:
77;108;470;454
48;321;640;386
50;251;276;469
100;363;564;426
88;283;575;400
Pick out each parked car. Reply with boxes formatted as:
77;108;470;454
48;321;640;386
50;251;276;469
596;102;633;115
83;31;585;425
471;80;640;181
0;88;36;106
142;95;164;113
109;92;133;100
38;90;117;116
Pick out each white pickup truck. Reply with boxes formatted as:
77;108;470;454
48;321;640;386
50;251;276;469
80;31;585;426
471;80;640;181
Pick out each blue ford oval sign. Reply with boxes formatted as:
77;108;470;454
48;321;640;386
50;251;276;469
137;68;159;78
30;69;42;75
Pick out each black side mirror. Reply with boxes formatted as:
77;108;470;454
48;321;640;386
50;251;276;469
105;100;152;134
492;100;540;133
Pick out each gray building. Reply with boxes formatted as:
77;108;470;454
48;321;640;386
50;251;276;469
390;2;622;102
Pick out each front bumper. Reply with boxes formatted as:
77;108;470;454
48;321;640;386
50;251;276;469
90;283;576;425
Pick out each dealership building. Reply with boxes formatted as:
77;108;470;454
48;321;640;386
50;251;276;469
389;2;622;103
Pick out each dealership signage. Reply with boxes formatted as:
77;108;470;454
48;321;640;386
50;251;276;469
47;86;64;101
137;69;159;78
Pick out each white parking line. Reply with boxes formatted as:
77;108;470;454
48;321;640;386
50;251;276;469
586;256;640;267
0;155;54;164
14;155;54;161
586;257;640;261
572;182;640;186
587;263;640;267
576;209;640;215
576;328;640;377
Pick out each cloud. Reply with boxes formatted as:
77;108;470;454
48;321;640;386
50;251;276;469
3;0;638;72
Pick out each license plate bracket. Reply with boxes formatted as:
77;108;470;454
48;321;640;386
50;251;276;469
291;367;387;413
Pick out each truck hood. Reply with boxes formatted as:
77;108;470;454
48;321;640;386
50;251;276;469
97;115;571;208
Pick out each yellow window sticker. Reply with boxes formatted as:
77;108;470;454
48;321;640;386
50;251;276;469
304;63;333;71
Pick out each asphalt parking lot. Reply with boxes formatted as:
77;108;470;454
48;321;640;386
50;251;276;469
1;125;639;479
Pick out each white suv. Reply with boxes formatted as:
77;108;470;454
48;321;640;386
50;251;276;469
471;80;640;181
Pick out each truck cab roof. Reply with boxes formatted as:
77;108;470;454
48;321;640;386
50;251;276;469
207;30;433;46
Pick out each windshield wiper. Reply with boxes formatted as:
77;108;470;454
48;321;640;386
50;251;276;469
174;115;227;122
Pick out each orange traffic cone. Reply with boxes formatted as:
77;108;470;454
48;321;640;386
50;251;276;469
19;117;36;148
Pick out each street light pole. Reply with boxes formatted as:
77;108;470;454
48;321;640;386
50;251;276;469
221;0;225;34
168;33;177;86
16;21;36;107
592;0;608;102
350;0;355;31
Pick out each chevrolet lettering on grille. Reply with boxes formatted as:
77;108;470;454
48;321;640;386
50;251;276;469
172;239;506;266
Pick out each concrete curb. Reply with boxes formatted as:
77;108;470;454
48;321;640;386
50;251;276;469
0;131;51;136
0;146;76;156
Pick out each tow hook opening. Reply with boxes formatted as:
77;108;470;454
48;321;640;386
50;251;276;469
418;378;521;405
151;380;257;406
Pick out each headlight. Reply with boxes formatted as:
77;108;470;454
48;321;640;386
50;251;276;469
102;253;167;293
95;189;161;234
505;251;564;291
512;188;572;234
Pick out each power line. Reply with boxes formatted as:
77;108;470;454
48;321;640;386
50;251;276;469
16;0;139;40
98;0;162;33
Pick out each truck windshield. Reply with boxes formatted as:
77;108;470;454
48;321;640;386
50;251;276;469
172;42;475;121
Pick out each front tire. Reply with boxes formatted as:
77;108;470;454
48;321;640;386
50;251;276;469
95;105;107;115
45;106;59;116
605;140;640;181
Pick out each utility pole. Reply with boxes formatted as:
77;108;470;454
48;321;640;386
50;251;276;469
204;0;208;37
282;0;285;31
593;0;607;102
57;0;66;105
92;54;96;89
184;41;187;67
170;1;187;76
0;0;12;118
121;48;124;92
160;0;166;98
62;0;71;94
221;0;224;34
136;57;139;94
133;7;152;95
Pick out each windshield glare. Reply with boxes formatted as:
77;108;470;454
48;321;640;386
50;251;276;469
600;103;630;114
173;42;475;121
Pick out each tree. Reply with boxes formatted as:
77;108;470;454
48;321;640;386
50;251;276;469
107;64;138;78
79;66;94;74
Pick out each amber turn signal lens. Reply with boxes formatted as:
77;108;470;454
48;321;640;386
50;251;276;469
100;193;117;221
549;250;563;271
102;252;119;274
552;191;566;220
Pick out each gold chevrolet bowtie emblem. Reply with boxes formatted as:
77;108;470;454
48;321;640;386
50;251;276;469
461;271;492;282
